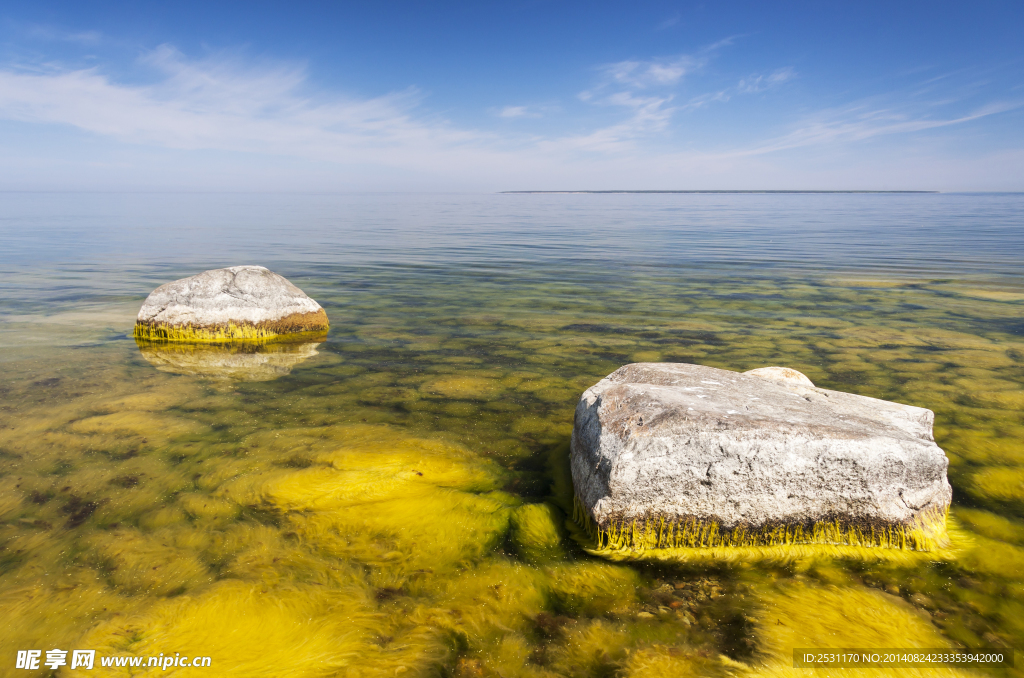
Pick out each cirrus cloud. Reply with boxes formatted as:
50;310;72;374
0;43;1018;190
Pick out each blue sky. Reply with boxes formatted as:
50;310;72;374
0;1;1021;191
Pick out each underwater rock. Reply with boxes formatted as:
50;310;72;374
134;265;328;342
571;362;952;551
136;336;324;381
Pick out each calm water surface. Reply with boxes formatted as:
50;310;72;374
1;193;1023;677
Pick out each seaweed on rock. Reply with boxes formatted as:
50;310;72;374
574;496;952;553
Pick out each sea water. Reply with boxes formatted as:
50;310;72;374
1;192;1022;677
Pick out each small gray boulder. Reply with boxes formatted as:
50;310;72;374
570;363;951;551
134;266;328;342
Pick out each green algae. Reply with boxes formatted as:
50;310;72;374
1;265;1023;676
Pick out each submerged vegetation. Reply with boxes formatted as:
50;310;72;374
2;262;1023;676
573;496;953;555
133;321;330;344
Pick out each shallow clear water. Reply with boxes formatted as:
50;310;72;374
1;192;1022;676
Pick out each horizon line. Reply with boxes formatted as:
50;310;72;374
500;190;940;194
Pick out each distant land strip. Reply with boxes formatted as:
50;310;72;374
500;190;938;194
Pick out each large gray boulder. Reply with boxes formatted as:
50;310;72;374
135;266;328;342
570;363;951;551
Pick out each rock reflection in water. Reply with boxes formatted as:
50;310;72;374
135;333;326;380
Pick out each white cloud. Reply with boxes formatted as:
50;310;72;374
656;13;681;30
681;89;731;110
580;48;794;145
568;52;704;146
539;94;677;154
675;67;795;110
0;47;492;170
740;100;1022;156
26;25;102;45
496;105;545;119
603;55;699;89
498;105;528;118
0;46;1017;190
737;67;795;93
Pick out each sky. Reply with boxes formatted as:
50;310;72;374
0;1;1021;191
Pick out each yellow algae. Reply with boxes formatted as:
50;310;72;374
545;561;640;616
421;375;504;399
470;633;549;678
353;326;416;342
81;580;373;677
965;390;1024;410
91;388;200;413
544;619;633;677
890;360;947;373
358;385;421;406
4;260;1024;675
230;434;502;510
85;528;212;595
210;426;516;578
631;350;662;362
952;288;1024;302
968;466;1024;503
444;401;481;417
954;507;1024;545
952;375;1022;393
747;583;979;678
293;486;514;575
788;317;849;329
824;277;924;288
209;526;340;586
510;503;567;564
0;578;148;670
834;326;928;347
0;479;25;521
514;377;566;394
93;484;178;528
957;534;1024;578
941;436;1023;469
423;560;548;641
133;322;328;344
579;538;969;568
69;411;204;440
441;355;485;364
905;328;1003;350
139;506;190;530
344;563;553;677
944;351;1018;370
344;626;455;678
177;493;240;520
526;387;576;404
573;496;952;556
192;459;259;492
619;645;734;678
242;423;439;457
512;415;569;438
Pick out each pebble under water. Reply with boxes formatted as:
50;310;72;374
1;192;1022;677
